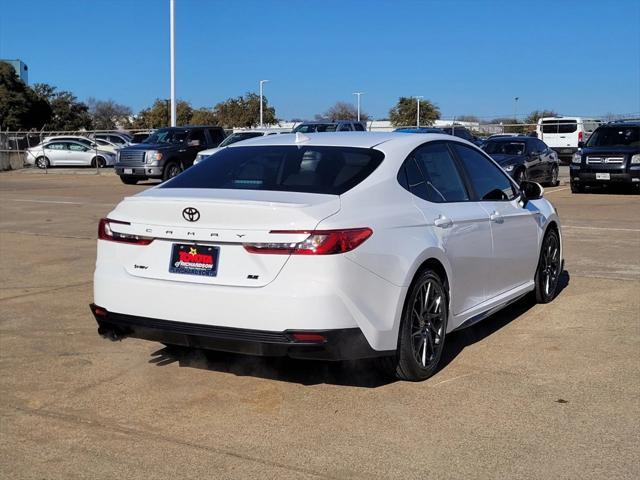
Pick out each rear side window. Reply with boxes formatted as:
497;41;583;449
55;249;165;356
354;123;365;131
399;142;469;203
162;145;384;195
453;144;516;201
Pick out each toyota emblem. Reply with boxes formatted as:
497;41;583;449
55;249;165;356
182;207;200;222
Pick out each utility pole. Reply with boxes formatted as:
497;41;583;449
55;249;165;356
353;92;364;122
414;96;424;128
169;0;176;126
259;80;269;128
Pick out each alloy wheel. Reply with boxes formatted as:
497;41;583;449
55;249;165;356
410;278;446;369
540;232;561;298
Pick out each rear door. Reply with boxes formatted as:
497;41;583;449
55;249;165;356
452;143;539;298
44;142;68;165
400;141;493;316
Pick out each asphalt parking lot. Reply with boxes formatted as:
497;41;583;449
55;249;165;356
1;170;638;479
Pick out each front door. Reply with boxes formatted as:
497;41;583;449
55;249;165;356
452;143;539;299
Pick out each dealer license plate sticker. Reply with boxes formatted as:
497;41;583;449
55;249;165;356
596;173;610;180
169;244;219;277
124;168;133;174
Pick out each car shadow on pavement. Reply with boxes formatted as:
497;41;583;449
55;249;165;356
148;270;570;388
437;269;571;373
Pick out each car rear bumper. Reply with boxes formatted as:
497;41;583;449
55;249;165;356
90;304;390;361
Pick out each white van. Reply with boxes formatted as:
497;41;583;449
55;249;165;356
537;117;601;158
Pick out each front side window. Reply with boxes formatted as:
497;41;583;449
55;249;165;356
68;143;87;152
338;123;352;131
207;129;225;146
162;145;384;195
453;144;517;201
399;142;469;203
188;129;206;147
354;123;365;131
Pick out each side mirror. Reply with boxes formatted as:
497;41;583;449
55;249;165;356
188;139;201;147
578;141;584;148
520;180;544;203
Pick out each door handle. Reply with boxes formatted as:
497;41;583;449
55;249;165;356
434;216;453;228
179;149;186;153
490;211;503;223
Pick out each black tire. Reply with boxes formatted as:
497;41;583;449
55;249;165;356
163;161;182;181
91;156;107;168
534;228;561;304
514;168;527;185
547;165;559;187
380;269;448;381
570;182;584;193
120;175;138;185
35;156;49;169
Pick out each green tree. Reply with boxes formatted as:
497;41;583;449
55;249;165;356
87;98;133;130
524;110;558;126
320;101;370;122
389;97;440;127
190;108;218;125
34;83;92;130
0;62;51;130
132;99;193;128
491;117;524;133
213;92;276;128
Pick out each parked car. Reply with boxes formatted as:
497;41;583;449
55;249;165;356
394;127;444;134
292;120;367;133
25;140;116;168
91;132;562;381
482;136;560;186
537;116;601;159
570;121;640;193
41;135;120;154
130;131;154;144
114;126;226;184
193;129;288;165
91;132;132;146
440;125;477;143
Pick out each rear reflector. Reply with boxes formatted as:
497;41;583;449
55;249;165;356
98;218;153;245
290;332;327;343
243;228;373;255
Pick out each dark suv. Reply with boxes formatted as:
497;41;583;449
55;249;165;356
570;121;640;193
115;126;225;184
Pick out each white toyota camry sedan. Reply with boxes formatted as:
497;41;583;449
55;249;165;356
92;132;562;381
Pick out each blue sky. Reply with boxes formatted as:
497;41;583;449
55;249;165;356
1;0;639;120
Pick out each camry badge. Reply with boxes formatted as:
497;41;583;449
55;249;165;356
182;207;200;222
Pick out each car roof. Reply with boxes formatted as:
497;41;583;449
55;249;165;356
487;136;530;142
227;131;472;150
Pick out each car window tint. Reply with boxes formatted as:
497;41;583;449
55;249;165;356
354;123;365;131
69;143;87;152
338;123;351;131
412;143;469;202
47;143;66;150
207;129;225;146
453;144;516;201
162;145;384;195
189;130;206;146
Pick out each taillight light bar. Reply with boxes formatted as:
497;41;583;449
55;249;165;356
98;218;153;245
243;228;373;255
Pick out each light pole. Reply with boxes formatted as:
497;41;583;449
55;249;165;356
259;80;269;128
169;0;176;126
353;92;364;122
414;96;423;128
513;96;519;122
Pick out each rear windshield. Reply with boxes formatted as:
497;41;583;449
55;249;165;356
586;126;640;147
483;141;527;155
219;132;264;147
542;120;577;134
162;145;384;195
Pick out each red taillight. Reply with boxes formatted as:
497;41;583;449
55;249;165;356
290;332;327;343
578;131;583;142
98;218;153;245
243;228;373;255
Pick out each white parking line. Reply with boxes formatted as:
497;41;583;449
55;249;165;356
8;199;83;205
545;187;569;194
563;225;640;233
